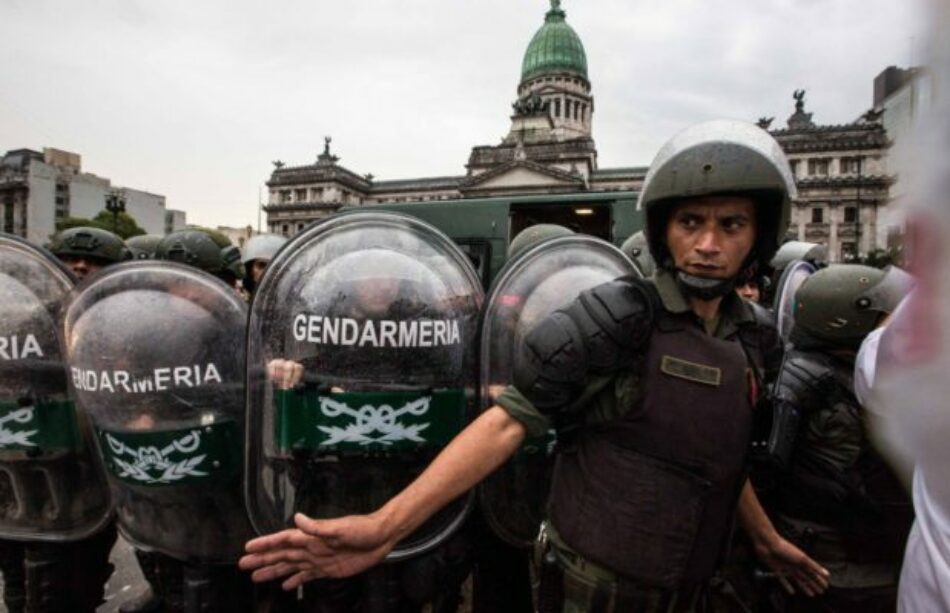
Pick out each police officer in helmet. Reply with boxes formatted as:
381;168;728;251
116;228;248;613
48;226;131;280
755;264;914;612
126;234;163;260
241;233;287;296
240;120;828;611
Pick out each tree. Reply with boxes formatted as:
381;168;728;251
54;210;147;240
91;210;147;239
55;216;99;233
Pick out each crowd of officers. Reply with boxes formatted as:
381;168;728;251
0;120;917;613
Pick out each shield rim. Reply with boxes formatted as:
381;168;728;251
477;234;638;546
773;259;818;343
0;233;118;542
59;259;248;558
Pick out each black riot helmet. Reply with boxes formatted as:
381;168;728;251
638;120;795;299
125;234;163;260
155;230;244;284
48;227;131;265
507;224;574;260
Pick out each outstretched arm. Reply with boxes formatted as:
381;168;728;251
240;405;526;589
737;480;830;597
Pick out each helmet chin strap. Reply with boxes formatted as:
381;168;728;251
675;271;737;301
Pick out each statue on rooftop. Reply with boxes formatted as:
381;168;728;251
793;89;806;112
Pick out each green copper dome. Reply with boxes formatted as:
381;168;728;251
521;1;588;82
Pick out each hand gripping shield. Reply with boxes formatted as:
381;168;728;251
0;234;112;541
61;261;252;563
478;235;639;546
246;212;483;560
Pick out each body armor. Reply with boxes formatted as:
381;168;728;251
547;302;757;588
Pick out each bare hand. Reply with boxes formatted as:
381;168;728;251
239;512;396;590
754;534;830;597
267;359;304;390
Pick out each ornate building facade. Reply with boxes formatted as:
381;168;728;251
762;91;893;263
263;1;645;236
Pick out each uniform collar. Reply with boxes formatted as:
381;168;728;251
653;269;755;335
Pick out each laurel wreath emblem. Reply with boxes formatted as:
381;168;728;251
317;396;431;446
0;407;38;448
105;431;209;484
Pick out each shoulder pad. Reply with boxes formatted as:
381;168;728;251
573;276;658;371
773;350;836;408
513;277;656;414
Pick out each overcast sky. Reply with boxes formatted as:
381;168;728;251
0;0;926;229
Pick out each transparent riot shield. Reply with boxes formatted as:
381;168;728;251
246;212;483;560
478;235;638;546
61;261;252;563
0;234;112;541
773;259;818;343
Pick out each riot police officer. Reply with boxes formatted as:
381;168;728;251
156;229;244;288
47;226;131;280
756;264;915;612
0;234;115;613
72;230;252;612
245;212;484;612
241;233;287;297
240;120;828;611
126;234;163;260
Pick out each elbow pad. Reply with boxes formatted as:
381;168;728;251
513;277;656;415
766;352;834;468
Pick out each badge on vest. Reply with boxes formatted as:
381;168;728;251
660;355;722;386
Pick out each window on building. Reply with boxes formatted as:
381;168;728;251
297;223;304;231
573;101;579;120
581;103;588;122
841;242;857;262
311;187;323;201
808;159;830;176
280;190;291;204
811;207;824;223
844;206;858;223
789;160;799;177
840;157;863;175
554;99;561;118
295;189;307;202
282;224;289;236
2;201;13;234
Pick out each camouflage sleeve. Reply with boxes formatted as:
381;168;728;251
495;385;552;439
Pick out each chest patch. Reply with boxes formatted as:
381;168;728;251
660;355;722;386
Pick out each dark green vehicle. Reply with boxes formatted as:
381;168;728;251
355;190;643;289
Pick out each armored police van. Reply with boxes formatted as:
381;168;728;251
352;190;643;288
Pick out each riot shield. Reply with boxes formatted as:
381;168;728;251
773;259;818;343
0;234;112;541
61;261;252;563
478;235;638;546
246;212;483;560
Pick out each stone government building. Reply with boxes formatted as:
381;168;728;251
264;1;923;264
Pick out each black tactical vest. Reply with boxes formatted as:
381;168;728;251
548;306;758;589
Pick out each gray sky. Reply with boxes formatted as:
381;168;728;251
0;0;926;229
